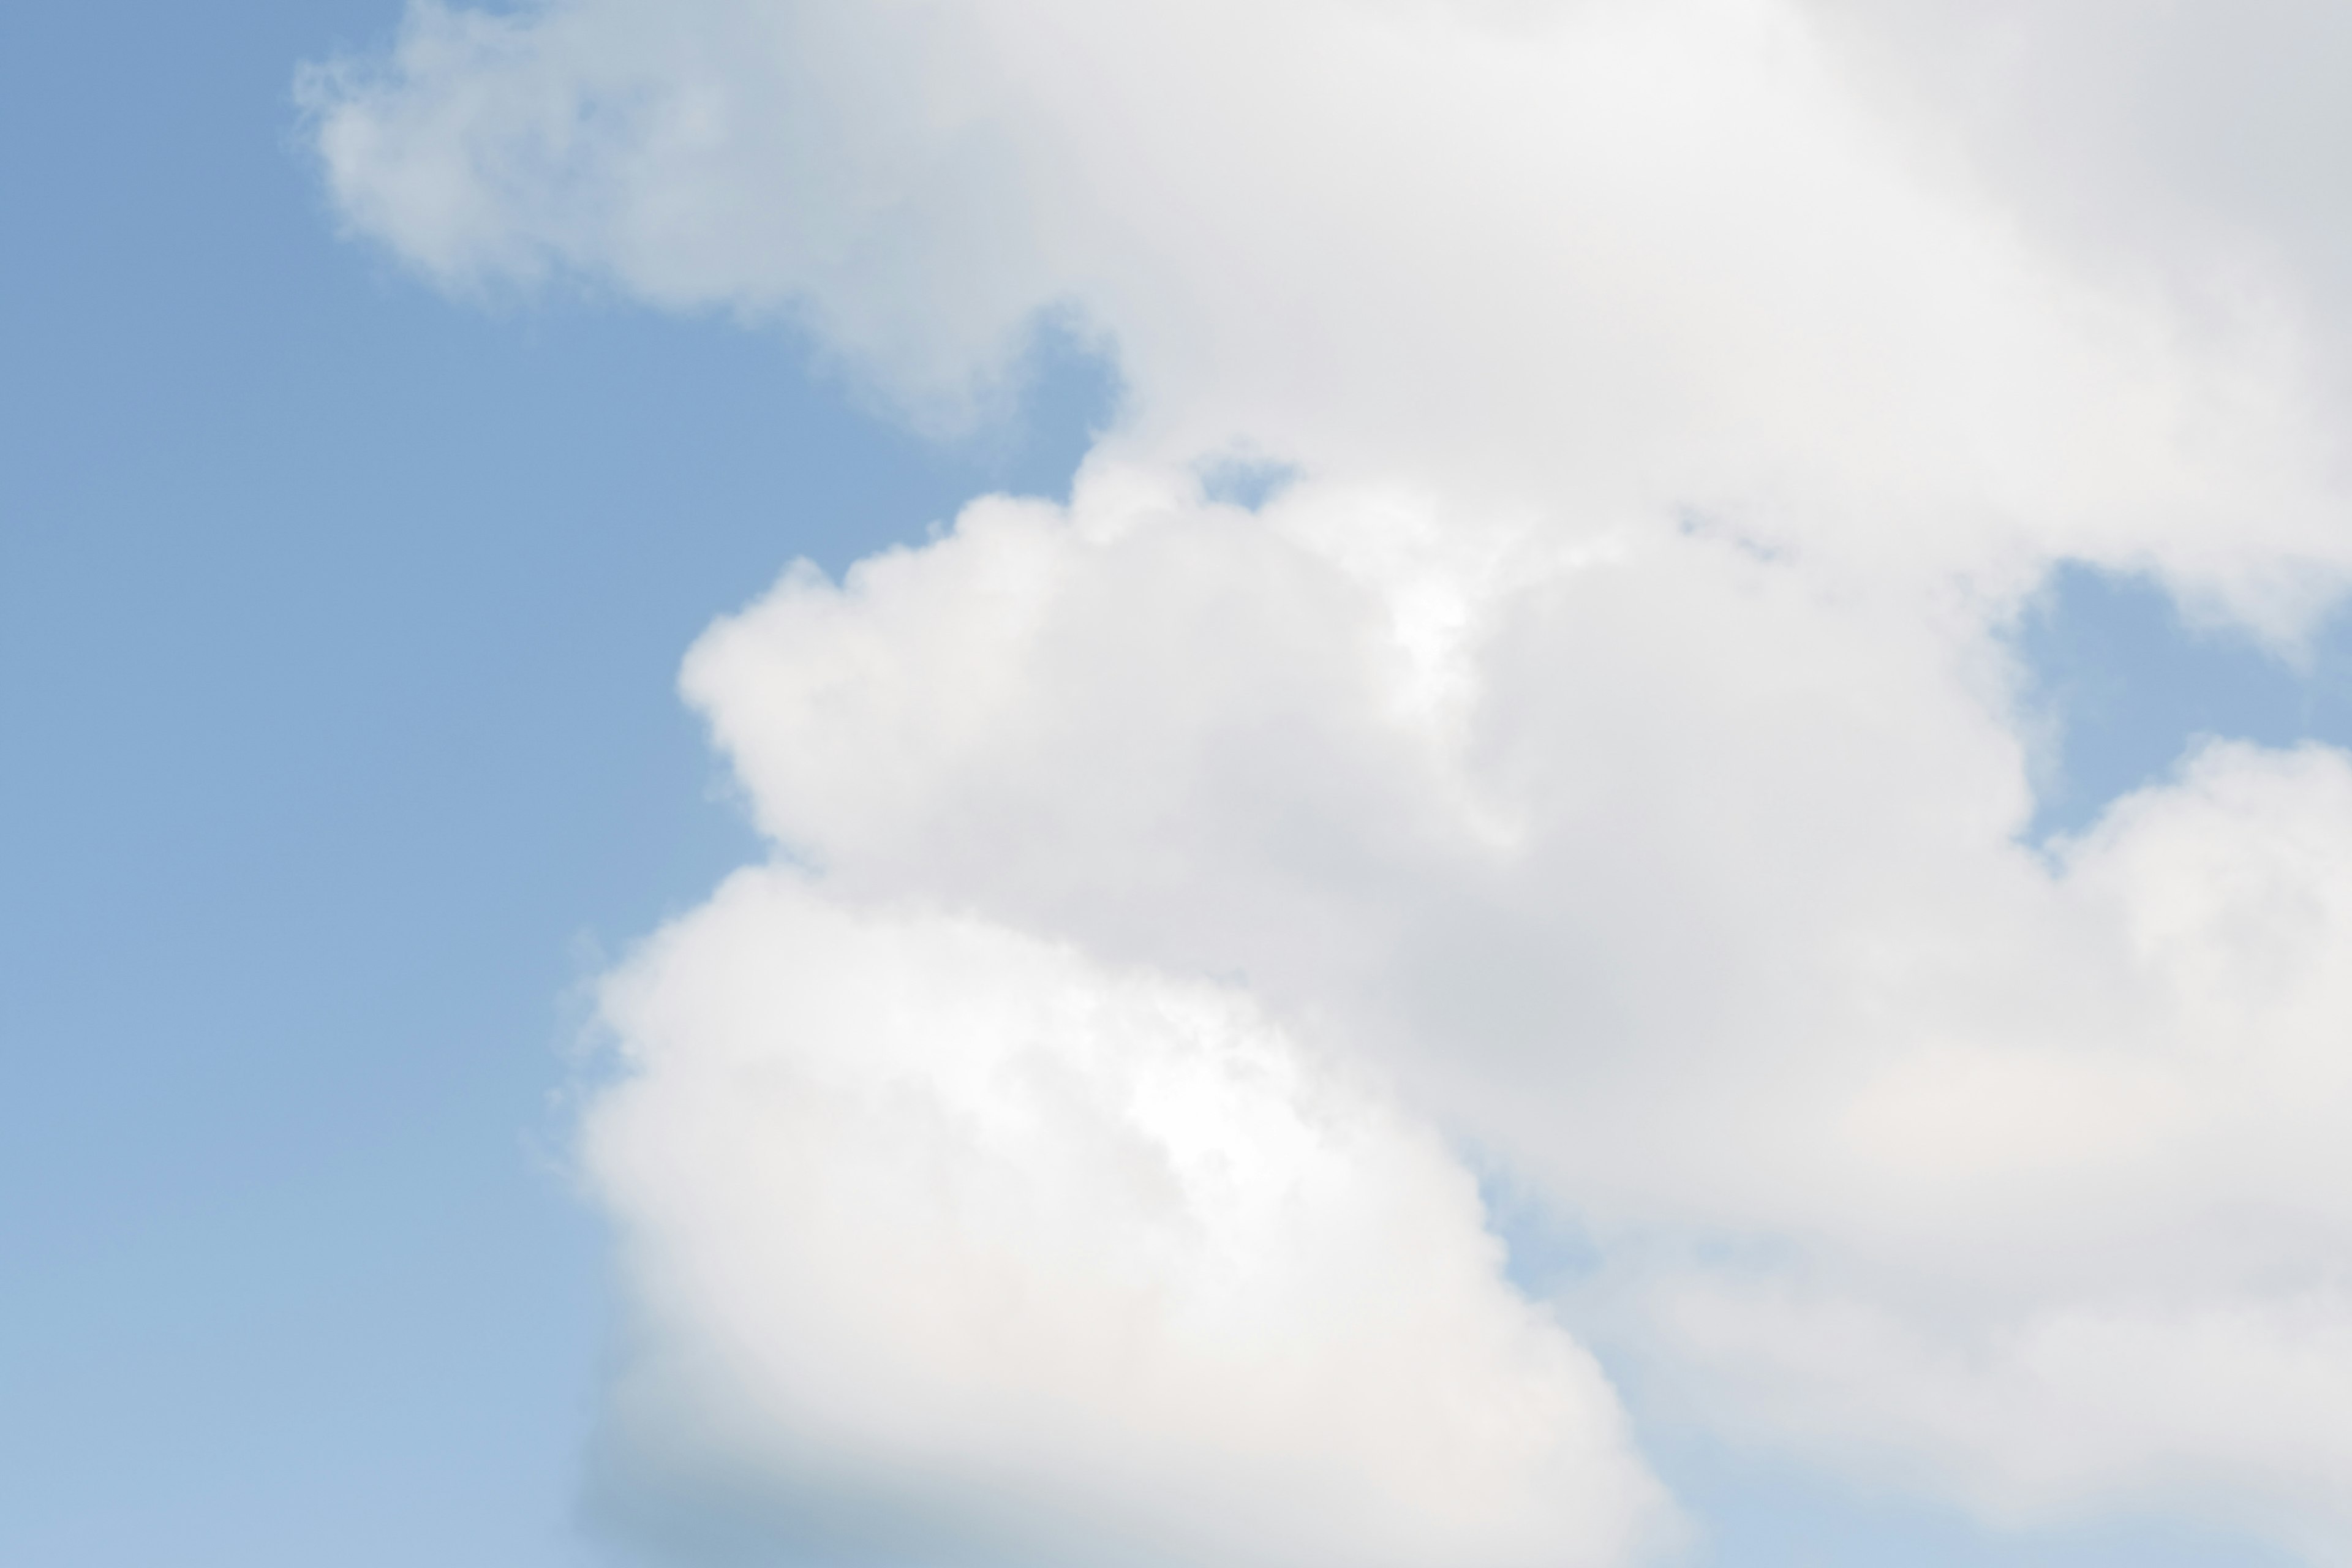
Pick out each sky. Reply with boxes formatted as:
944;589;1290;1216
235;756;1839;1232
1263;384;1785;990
5;3;2352;1567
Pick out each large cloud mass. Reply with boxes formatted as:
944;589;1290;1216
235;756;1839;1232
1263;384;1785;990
306;2;2352;1563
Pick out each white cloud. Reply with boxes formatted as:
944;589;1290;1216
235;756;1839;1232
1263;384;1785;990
304;0;2352;616
308;1;2352;1561
587;871;1667;1568
673;471;2352;1556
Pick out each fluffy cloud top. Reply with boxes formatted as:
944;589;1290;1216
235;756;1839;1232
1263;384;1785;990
307;2;2352;1564
589;873;1664;1567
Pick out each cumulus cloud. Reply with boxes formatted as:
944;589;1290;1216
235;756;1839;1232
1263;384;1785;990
306;1;2352;1562
674;465;2352;1554
587;873;1665;1567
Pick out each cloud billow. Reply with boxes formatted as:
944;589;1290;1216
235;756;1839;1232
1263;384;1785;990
309;2;2352;1562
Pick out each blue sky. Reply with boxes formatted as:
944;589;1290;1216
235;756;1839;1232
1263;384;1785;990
5;4;2348;1567
2;7;1101;1562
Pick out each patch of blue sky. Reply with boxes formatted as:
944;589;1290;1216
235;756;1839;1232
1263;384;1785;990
2013;562;2352;842
0;6;1106;1566
1196;450;1303;510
